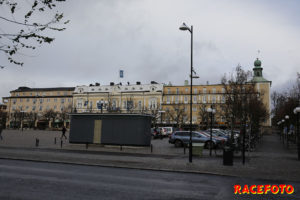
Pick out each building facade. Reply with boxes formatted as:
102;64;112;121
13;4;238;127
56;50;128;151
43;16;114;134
161;58;271;128
3;87;75;129
73;82;163;116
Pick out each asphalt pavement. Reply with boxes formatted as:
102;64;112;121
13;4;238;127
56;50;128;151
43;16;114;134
0;129;299;183
0;159;299;200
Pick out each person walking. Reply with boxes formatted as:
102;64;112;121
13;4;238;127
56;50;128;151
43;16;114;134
0;124;3;140
61;126;67;140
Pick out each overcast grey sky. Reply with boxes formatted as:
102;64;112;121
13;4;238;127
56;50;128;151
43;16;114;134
1;0;300;102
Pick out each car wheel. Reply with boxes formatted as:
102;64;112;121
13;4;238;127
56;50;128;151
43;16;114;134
174;140;183;148
205;141;214;149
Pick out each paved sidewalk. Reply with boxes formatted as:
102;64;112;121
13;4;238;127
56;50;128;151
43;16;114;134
0;129;299;182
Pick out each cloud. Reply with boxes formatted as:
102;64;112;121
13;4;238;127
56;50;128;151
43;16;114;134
1;0;300;102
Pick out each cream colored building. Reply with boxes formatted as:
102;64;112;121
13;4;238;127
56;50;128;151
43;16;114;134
3;87;74;128
162;58;271;127
73;82;163;115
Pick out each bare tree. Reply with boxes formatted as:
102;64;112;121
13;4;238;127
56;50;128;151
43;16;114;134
198;104;208;130
165;105;187;128
0;0;68;68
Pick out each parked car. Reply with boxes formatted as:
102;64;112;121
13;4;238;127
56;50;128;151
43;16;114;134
169;131;220;148
200;131;226;148
162;127;174;136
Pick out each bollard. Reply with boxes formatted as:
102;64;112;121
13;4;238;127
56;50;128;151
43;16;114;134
150;144;153;153
54;137;56;144
120;145;122;151
60;140;63;148
86;143;88;149
184;145;186;154
35;138;39;147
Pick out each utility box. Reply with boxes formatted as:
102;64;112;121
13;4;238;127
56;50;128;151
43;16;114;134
69;113;152;146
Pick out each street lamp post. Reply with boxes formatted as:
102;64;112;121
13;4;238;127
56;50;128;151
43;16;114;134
179;22;194;163
282;119;285;144
277;121;282;140
158;110;166;126
294;107;300;160
285;115;289;148
207;106;216;156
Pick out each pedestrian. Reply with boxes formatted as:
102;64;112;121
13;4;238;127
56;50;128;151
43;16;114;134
61;126;67;140
0;124;3;140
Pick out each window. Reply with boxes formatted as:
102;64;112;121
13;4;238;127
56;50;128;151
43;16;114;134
221;96;225;103
27;98;29;102
175;96;179;104
54;105;57;110
222;88;225;93
26;106;29;110
39;106;43;111
40;99;43;103
149;99;157;109
61;105;64;111
123;101;127;109
138;101;142;110
33;99;36;104
47;98;50;102
194;88;197;94
57;92;60;95
32;106;36;111
203;88;207;94
185;88;188;93
193;96;197;103
54;98;57;102
77;100;83;108
68;98;71;103
192;116;197;122
184;96;188;104
61;98;65;103
64;92;68;95
176;88;179;94
166;96;170;104
202;95;207;103
212;88;216;94
13;99;16;104
46;105;50;110
212;96;216;103
167;88;171;94
20;99;23;102
192;106;197;111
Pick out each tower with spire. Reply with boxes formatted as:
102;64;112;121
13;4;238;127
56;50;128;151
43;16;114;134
252;58;270;83
251;57;272;127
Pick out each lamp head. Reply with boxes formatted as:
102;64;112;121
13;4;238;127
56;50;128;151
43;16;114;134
179;23;191;32
207;107;212;113
285;115;289;119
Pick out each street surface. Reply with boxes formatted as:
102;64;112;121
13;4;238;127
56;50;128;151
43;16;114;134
0;159;299;200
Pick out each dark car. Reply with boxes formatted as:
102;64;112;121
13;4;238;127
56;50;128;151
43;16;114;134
169;131;219;148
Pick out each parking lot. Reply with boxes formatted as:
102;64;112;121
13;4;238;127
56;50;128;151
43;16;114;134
0;129;224;156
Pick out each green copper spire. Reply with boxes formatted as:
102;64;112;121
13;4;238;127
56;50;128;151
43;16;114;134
252;58;270;82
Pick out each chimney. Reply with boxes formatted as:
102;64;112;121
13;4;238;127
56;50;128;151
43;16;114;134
95;82;100;86
136;81;141;85
151;81;158;84
110;82;114;86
